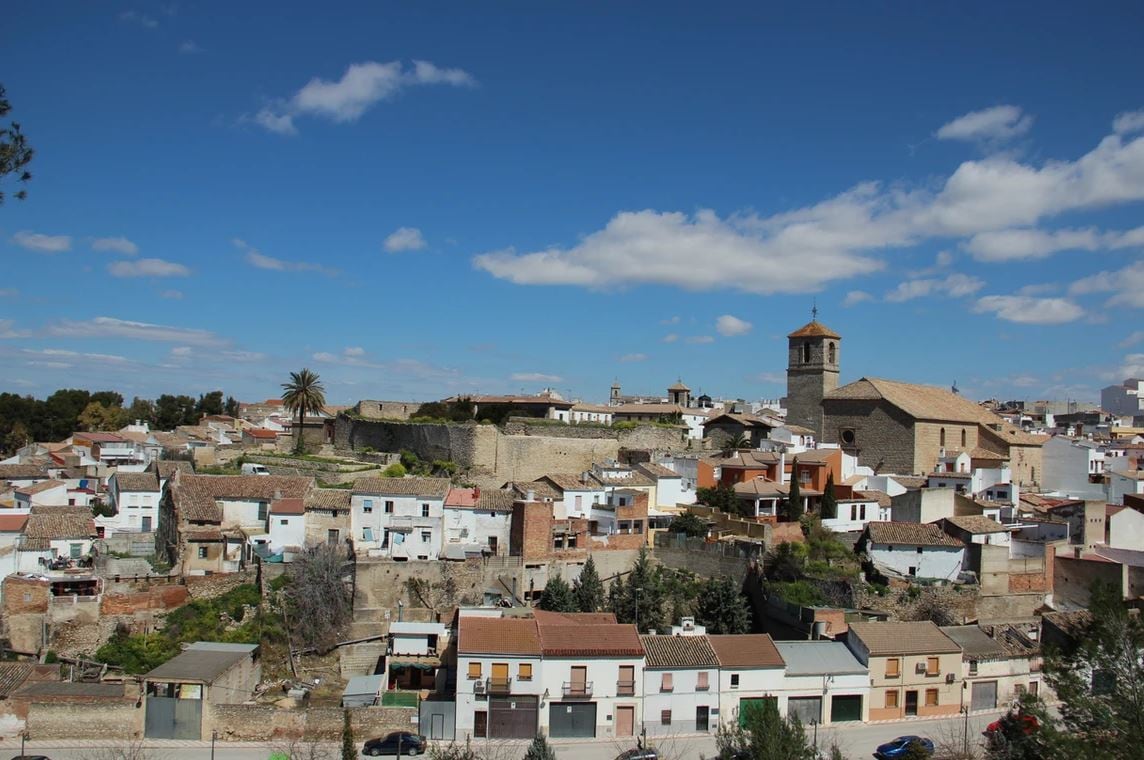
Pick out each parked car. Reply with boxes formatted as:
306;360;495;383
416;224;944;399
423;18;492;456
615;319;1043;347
12;756;52;760
873;735;935;759
241;463;271;475
615;749;659;760
985;714;1040;737
362;732;427;756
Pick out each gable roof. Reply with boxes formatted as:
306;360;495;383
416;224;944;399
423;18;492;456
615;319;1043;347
16;479;66;496
533;610;618;626
635;462;680;480
827;377;1000;425
641;635;720;668
457;617;541;656
848;620;961;655
536;620;643;657
24;505;96;540
709;634;784;668
0;464;49;480
270;498;305;515
173;474;313;523
115;471;160;493
538;473;596;492
943;515;1009;535
865;521;964;548
0;514;29;532
352;477;451;498
940;625;1008;659
788;320;841;339
305;488;352;510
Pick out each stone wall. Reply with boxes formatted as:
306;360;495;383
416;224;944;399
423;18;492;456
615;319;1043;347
354;400;421;421
209;704;414;741
25;697;142;739
184;569;256;600
821;398;918;475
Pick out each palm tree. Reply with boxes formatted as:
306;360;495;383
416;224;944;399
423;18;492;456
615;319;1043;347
281;368;326;454
721;432;751;456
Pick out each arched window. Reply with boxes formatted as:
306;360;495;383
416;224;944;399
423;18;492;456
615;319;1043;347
961;429;967;448
803;342;811;363
828;342;836;364
940;427;946;447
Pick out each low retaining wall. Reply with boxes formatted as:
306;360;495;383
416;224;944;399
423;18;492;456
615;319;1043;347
210;704;414;741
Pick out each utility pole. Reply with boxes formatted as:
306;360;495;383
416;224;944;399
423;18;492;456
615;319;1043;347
961;705;969;755
211;730;217;760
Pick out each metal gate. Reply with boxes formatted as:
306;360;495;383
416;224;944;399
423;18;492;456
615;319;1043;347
489;695;538;739
831;695;863;722
788;697;822;725
972;681;998;711
144;696;202;739
549;702;597;738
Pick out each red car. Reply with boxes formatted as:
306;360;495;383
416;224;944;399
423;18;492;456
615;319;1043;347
985;714;1039;737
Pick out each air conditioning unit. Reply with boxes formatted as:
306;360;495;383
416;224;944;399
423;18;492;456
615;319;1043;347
946;673;956;684
474;681;486;694
915;663;927;674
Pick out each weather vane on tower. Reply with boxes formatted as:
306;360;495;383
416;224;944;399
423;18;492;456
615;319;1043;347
811;298;818;321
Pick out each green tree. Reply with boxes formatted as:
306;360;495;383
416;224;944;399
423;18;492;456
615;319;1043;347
154;394;198;430
697;483;738;514
522;733;556;760
2;420;29;455
669;512;709;537
785;458;804;521
196;390;225;417
820;471;837;519
0;84;34;204
42;389;94;438
382;462;407;478
573;555;605;612
610;548;666;633
125;396;156;426
341;709;355;760
711;697;816;760
537;574;577;612
281;368;326;454
721;433;751;456
695;576;751;634
764;541;807;582
77;401;125;431
224;395;240;417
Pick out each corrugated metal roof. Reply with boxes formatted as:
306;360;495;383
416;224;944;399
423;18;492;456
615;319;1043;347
144;642;257;682
774;641;867;676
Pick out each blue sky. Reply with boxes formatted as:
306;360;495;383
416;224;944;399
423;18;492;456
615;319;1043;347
1;2;1143;406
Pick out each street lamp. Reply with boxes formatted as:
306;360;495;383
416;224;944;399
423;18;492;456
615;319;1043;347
20;730;27;757
211;729;217;760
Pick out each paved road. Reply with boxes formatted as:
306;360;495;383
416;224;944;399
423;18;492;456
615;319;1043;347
0;710;1005;760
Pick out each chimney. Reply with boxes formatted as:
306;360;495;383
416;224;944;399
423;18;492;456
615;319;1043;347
526;489;535;502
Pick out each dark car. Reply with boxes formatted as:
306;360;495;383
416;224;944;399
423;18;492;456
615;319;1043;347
873;735;935;759
12;756;52;760
614;749;659;760
362;732;427;757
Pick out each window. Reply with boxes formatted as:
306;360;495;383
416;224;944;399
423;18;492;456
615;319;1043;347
926;657;940;676
803;342;811;363
364;498;373;510
618;665;635;695
660;673;674;692
940;427;946;447
660;710;672;727
575;495;583;508
70;543;82;559
363;505;373;514
886;658;900;678
840;429;856;445
385;500;394;514
1015;683;1027;696
362;528;373;541
1029;682;1039;697
859;504;867;520
421;531;431;543
925;688;939;707
697;671;709;690
885;690;899;709
518;663;533;681
422;503;430;517
467;662;482;680
969;660;978;676
917;547;924;554
828;342;836;364
961;429;967;447
280;519;289;525
258;503;268;521
730;674;740;689
197;546;208;559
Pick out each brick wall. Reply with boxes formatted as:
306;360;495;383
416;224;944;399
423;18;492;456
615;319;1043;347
511;501;555;561
100;585;189;615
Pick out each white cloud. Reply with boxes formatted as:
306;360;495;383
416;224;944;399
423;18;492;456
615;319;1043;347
1120;331;1144;348
108;258;191;278
252;60;475;134
935;105;1034;143
660;316;681;325
384;227;427;252
234;239;336;276
0;319;29;339
221;350;266;362
475;118;1144;294
119;10;158;27
1016;283;1058;296
965;226;1144;262
48;316;225;346
1116;353;1144;379
510;372;562;383
178;40;203;54
1070;260;1144;308
715;314;753;336
22;348;129;364
619;353;648;363
161;289;184;300
12;231;71;253
1113;110;1144;135
170;346;193;357
344;347;366;357
91;236;139;255
884;273;984;302
686;335;715;344
662;333;679;343
843;290;874;307
972;295;1086;324
754;372;786;384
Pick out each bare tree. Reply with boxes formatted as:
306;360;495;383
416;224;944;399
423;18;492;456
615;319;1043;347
78;738;166;760
283;542;354;652
406;562;459;618
270;734;338;760
429;738;520;760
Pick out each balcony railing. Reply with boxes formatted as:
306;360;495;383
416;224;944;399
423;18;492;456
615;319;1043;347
487;677;512;694
617;679;636;696
562;681;593;698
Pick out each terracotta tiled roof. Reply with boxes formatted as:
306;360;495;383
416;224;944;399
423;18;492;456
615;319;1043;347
352;477;451;497
305;488;352;510
185;530;224;542
969;447;1007;460
788;320;841;339
537;620;643;657
270;498;305;515
609;403;687;416
854;490;892;508
74;432;127;443
929;471;971;479
865;521;964;547
457;617;541;656
539;473;595;492
781;424;816;436
24;505;96;539
703;412;775;429
506;481;561;501
848;620;961;656
590;471;654;487
173;474;313;523
636;462;680;480
733;478;789;498
641;635;720;668
245;428;278;439
476;490;515;511
790;449;839;465
16;479;66;496
0;464;49;480
0;514;29;532
718;451;780;469
827;377;1005;425
891;476;928;490
115;472;160;492
533;610;618;626
0;663;35;698
708;634;784;668
943;515;1008;535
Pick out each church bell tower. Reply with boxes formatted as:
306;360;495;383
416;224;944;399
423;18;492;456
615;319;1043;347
785;308;841;439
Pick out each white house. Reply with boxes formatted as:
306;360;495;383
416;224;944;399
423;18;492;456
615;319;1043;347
1106;505;1144;551
103;471;162;535
569;404;614;425
19;505;97;566
443;487;514;557
0;512;30;583
861;522;966;582
773;641;870;725
14;480;69;509
636;462;693;507
708;634;787;729
350;477;451;560
267;498;305;554
1108;470;1144;507
533;474;606;519
940;624;1047;710
454;613;545;741
823;491;892;532
641;630;720;736
1042;436;1106;500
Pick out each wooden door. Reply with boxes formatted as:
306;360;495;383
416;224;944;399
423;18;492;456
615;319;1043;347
905;690;918;716
615;705;634;737
474;710;487;738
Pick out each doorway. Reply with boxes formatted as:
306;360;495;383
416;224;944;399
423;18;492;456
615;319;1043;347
696;706;710;732
905;690;918;716
615;705;635;737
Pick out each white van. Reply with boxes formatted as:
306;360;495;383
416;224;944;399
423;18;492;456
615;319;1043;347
241;463;271;476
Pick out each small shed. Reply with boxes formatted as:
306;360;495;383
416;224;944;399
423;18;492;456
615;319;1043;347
341;675;384;707
142;641;260;740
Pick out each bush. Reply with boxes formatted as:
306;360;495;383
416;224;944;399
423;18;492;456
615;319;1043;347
382;462;407;478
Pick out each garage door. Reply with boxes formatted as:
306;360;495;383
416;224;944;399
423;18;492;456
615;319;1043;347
489;695;538;739
788;697;822;725
972;681;998;711
831;694;863;723
549;702;597;738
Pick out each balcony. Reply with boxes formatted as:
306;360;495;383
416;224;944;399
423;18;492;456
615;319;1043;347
617;679;635;697
562;681;593;699
487;677;512;695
